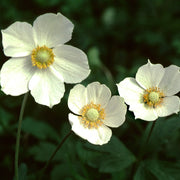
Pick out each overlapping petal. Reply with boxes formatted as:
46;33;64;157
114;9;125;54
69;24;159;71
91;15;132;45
155;96;180;117
68;84;87;115
136;60;164;89
29;69;65;108
103;96;127;127
130;103;158;121
117;77;144;106
33;13;74;47
86;82;111;108
52;45;90;83
2;22;35;57
69;113;112;145
159;65;180;96
0;56;34;96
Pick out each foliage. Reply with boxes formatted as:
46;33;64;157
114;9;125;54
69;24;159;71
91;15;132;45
0;0;180;179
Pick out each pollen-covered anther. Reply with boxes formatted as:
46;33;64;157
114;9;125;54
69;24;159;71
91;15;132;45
79;102;105;129
31;45;55;69
143;87;164;108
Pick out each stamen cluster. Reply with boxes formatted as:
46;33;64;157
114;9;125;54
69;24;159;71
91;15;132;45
31;45;55;69
143;87;164;108
79;102;105;129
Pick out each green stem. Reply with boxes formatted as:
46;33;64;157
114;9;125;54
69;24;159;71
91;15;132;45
144;120;156;146
39;130;72;180
131;120;157;178
15;93;28;180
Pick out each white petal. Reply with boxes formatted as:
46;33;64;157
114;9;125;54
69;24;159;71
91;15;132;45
159;65;180;96
2;22;35;57
103;96;127;127
86;82;111;108
0;56;34;96
68;84;87;115
117;77;144;106
130;103;158;121
69;113;112;145
33;13;74;47
29;69;65;108
155;96;180;117
136;60;165;89
52;45;90;83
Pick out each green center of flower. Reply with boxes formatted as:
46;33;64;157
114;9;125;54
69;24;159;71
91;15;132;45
80;102;105;129
85;108;99;121
143;87;164;108
36;50;51;63
31;45;55;69
148;92;159;103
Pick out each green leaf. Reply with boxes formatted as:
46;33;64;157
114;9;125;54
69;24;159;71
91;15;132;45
51;164;88;180
147;160;180;180
87;47;102;68
19;163;27;180
134;161;157;180
51;164;72;180
85;136;136;173
22;117;60;141
102;7;116;26
13;163;27;180
134;159;180;180
0;107;13;133
146;160;174;180
148;116;180;152
28;142;56;162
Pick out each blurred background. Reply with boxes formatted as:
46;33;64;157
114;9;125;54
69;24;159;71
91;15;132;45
0;0;180;179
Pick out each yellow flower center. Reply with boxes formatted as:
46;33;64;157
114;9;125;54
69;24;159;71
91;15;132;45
143;87;164;108
31;45;55;69
79;102;105;129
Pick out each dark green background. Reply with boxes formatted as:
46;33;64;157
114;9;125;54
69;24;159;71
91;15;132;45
0;0;180;179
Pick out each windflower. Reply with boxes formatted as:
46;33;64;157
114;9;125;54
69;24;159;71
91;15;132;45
68;82;127;145
1;13;90;107
117;60;180;121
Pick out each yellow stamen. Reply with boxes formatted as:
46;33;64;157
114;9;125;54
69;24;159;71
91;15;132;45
143;87;164;108
31;45;55;69
79;102;105;129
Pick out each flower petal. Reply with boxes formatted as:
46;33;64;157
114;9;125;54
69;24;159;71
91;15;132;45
86;82;111;108
103;96;127;127
69;113;112;145
29;69;65;108
159;65;180;96
136;60;165;89
52;45;90;83
0;56;34;95
2;22;35;57
117;77;144;106
33;13;74;47
68;84;87;115
155;96;180;117
129;103;158;121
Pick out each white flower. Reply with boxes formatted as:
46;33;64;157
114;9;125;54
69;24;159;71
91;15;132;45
68;82;127;145
1;13;90;108
117;60;180;121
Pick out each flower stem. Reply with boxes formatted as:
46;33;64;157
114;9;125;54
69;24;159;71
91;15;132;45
15;93;29;180
38;130;72;180
144;120;156;146
130;120;157;178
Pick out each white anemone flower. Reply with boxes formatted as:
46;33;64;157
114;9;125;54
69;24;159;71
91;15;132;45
117;60;180;121
1;13;90;108
68;82;127;145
